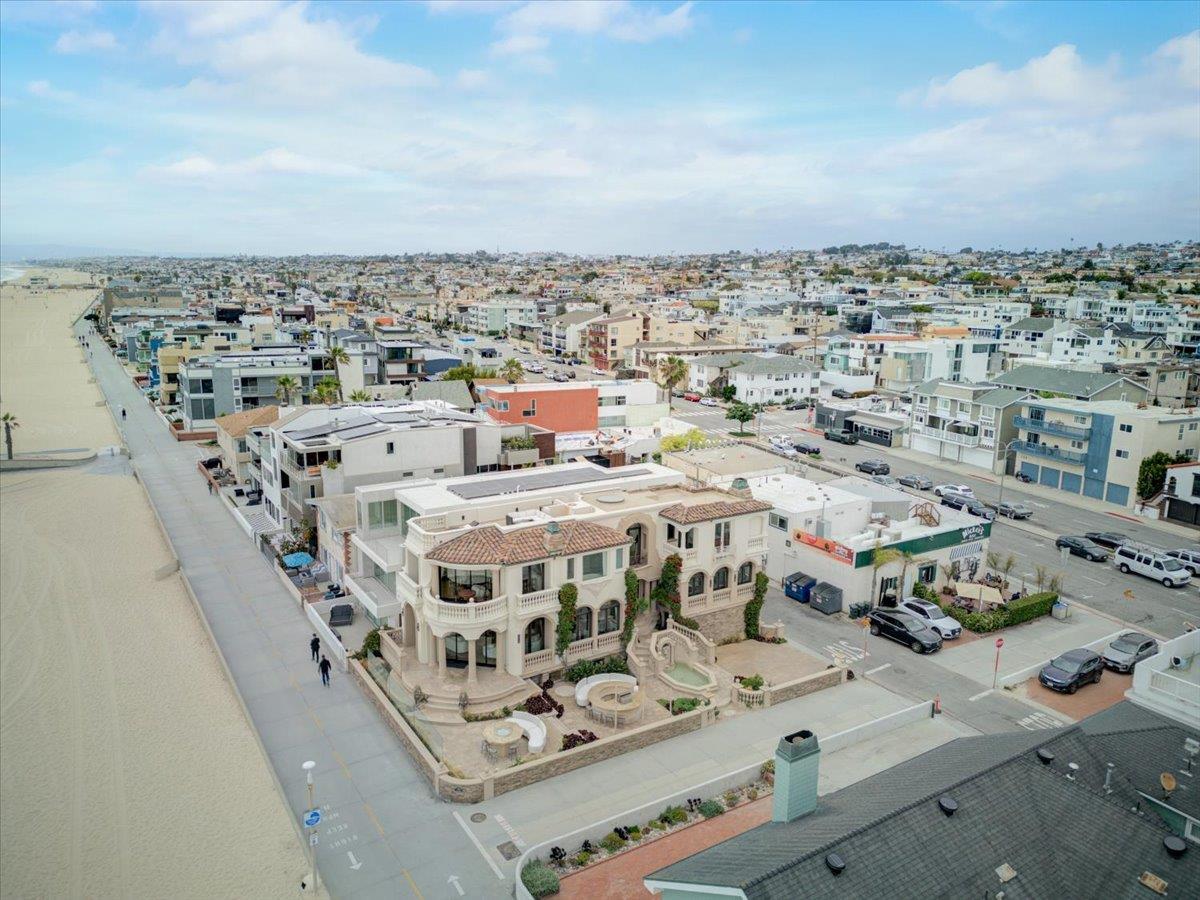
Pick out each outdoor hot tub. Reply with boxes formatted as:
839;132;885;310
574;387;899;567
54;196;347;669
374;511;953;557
660;661;716;697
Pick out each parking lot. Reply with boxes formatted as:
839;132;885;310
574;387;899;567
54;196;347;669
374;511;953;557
1015;669;1133;721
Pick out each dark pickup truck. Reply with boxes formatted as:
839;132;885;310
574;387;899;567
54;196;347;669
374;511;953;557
824;430;859;445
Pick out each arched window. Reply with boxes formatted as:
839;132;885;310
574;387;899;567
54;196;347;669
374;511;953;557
688;572;705;596
626;524;645;566
524;618;546;654
713;567;729;590
737;561;754;585
597;600;621;634
573;606;592;641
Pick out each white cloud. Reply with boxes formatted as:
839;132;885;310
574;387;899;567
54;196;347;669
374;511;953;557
425;0;518;13
922;44;1122;108
1152;30;1199;91
27;80;76;102
145;1;435;102
147;148;370;180
454;69;491;90
54;29;119;54
491;1;694;61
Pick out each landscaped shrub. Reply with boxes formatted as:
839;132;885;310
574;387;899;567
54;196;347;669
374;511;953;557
942;604;1008;633
572;851;591;867
556;583;578;655
563;655;630;683
910;582;935;602
698;799;725;819
1005;591;1058;626
621;568;642;646
744;571;769;639
659;805;688;825
648;819;666;831
740;673;765;691
560;729;599;751
760;759;775;777
522;692;564;717
599;832;627;853
521;861;560;898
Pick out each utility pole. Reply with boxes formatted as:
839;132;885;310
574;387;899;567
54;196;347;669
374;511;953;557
302;760;319;895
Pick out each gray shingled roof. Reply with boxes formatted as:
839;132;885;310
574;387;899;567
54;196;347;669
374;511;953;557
990;364;1141;398
409;380;474;409
1004;316;1059;333
649;703;1200;900
729;356;818;376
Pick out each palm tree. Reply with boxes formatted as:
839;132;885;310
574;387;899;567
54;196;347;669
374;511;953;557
274;375;300;406
328;345;350;376
313;377;340;405
1;412;19;460
500;358;525;384
1033;564;1049;592
870;545;902;608
347;389;372;403
656;355;689;396
897;550;920;597
1000;553;1017;592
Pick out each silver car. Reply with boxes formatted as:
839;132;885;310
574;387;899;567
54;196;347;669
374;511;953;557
1101;632;1159;673
897;473;933;490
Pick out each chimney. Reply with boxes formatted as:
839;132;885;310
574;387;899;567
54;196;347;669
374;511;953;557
543;522;565;556
772;729;820;823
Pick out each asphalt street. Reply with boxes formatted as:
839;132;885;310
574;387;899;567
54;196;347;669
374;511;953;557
669;398;1200;638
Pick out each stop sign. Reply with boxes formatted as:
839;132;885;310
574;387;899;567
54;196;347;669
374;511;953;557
995;637;1004;648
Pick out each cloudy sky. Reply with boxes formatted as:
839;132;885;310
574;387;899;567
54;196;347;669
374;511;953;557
1;0;1197;255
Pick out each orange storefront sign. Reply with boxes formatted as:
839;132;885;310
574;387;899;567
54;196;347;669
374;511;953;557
792;529;854;565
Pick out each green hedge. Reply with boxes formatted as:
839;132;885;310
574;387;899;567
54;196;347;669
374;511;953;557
521;861;560;898
1005;591;1058;626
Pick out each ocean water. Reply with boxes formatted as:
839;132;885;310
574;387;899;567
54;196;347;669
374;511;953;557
1;266;25;282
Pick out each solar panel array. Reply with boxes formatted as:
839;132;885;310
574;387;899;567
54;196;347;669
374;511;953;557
448;466;651;500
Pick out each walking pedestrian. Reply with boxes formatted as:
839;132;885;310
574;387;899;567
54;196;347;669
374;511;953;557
319;655;331;687
310;634;320;662
121;407;126;421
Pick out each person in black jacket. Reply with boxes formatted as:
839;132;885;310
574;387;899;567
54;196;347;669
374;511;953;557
318;655;331;686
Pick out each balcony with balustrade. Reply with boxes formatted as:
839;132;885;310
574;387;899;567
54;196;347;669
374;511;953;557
1011;440;1086;465
1013;415;1091;441
913;422;981;447
422;592;508;632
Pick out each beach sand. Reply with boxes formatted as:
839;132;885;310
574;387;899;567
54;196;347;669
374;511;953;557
0;271;310;898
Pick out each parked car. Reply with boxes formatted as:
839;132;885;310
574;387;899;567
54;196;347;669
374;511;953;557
1165;548;1200;577
855;459;890;475
1113;545;1192;587
683;392;702;402
551;372;569;382
565;369;576;379
940;493;995;520
591;368;607;376
699;397;720;407
933;483;974;497
871;474;899;487
1039;649;1103;693
1055;535;1109;562
785;400;812;411
831;388;853;399
897;473;933;490
995;500;1033;519
897;597;962;640
867;609;943;654
794;441;822;455
1101;632;1159;673
1084;531;1131;551
824;430;859;444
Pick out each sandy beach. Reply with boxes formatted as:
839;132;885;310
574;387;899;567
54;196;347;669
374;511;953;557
0;271;310;898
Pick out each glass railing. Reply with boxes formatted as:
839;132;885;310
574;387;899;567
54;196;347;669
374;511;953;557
1013;416;1091;440
1011;440;1086;465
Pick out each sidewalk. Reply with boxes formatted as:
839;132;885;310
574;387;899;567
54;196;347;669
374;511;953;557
80;324;494;900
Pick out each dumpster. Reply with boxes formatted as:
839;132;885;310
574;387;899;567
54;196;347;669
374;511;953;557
810;582;844;616
783;572;817;603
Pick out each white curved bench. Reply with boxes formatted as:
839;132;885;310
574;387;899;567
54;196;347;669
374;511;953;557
506;711;546;754
574;673;638;708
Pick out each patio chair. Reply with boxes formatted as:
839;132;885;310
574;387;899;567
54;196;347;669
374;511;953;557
328;604;354;627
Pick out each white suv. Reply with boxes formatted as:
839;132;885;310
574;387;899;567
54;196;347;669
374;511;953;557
1114;545;1192;588
1165;548;1200;578
897;597;962;639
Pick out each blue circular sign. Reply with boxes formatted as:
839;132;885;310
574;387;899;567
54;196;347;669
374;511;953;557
304;809;322;828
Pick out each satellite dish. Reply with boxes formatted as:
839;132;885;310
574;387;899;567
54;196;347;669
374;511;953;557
1160;772;1176;797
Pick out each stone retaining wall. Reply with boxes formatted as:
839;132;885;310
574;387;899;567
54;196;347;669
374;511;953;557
691;604;744;644
766;666;846;705
350;659;445;786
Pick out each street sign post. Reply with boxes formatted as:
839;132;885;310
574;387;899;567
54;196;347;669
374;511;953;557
304;809;322;829
992;637;1004;690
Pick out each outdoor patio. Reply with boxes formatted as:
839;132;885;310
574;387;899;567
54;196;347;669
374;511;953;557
713;638;831;687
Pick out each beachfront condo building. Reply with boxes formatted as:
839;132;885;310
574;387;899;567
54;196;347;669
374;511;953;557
247;402;554;533
344;462;772;681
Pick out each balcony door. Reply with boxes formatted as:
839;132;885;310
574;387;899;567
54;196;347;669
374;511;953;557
476;631;497;668
445;633;469;668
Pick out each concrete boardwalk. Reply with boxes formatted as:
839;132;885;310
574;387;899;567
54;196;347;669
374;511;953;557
83;325;502;900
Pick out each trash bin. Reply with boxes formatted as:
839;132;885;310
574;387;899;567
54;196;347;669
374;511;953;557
1051;600;1071;620
810;582;844;616
784;572;817;604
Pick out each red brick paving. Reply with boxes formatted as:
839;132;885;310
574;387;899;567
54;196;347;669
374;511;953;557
556;797;772;899
1019;670;1132;720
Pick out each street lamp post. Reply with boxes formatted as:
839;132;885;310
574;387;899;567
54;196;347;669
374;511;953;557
303;760;318;895
995;439;1022;509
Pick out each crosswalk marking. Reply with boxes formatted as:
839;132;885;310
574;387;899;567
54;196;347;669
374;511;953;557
1017;712;1063;731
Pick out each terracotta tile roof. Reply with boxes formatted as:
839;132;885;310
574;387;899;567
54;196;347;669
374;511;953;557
214;404;281;437
427;520;630;566
659;499;773;525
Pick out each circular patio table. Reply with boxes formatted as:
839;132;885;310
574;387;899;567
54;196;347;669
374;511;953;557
483;721;522;759
587;682;644;728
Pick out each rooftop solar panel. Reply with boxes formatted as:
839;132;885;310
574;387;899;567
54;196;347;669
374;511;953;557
448;466;650;500
334;424;389;441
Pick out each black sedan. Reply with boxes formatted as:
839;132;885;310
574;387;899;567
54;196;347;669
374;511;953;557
940;493;996;520
793;441;822;455
855;459;890;476
1039;649;1103;694
1055;535;1110;561
897;473;933;490
867;609;943;654
1083;531;1131;551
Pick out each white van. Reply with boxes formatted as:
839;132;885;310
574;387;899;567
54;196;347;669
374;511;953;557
1113;545;1192;587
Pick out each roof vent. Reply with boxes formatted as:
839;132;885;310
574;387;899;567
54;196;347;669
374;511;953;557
937;796;959;817
1164;836;1187;859
1036;748;1055;766
825;852;845;876
1066;763;1080;781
